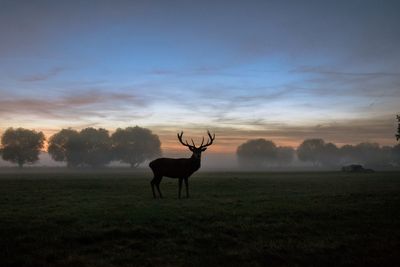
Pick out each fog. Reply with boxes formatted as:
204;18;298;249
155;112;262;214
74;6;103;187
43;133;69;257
1;142;399;171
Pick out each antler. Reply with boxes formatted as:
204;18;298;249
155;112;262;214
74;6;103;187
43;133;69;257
200;130;215;148
177;131;215;149
177;131;196;149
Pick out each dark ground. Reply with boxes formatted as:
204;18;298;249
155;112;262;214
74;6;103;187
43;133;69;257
0;170;399;266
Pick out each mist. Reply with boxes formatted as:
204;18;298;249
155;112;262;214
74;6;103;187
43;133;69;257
2;142;399;172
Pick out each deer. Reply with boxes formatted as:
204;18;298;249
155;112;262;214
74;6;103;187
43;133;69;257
149;131;215;199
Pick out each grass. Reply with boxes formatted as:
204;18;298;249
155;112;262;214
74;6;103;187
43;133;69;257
0;170;399;266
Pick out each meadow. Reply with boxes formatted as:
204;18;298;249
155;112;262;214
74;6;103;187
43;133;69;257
0;170;399;267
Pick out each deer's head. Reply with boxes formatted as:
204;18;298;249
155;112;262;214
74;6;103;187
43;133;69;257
177;131;215;159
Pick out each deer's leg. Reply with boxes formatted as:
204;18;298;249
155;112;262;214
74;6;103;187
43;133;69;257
178;178;183;199
151;176;160;199
155;177;163;198
151;176;162;199
150;179;156;198
184;177;189;198
150;176;156;198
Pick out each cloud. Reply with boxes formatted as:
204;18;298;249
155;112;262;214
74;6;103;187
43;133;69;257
20;67;64;82
146;64;241;78
293;66;400;78
1;1;399;158
148;115;398;154
0;90;148;120
288;66;400;103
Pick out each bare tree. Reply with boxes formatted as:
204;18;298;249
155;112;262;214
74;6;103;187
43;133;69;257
149;131;215;199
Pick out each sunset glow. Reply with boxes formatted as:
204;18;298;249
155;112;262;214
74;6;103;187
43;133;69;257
1;1;399;155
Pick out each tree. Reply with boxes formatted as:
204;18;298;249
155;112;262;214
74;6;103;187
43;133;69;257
48;129;84;168
396;115;400;141
111;126;161;168
381;146;394;166
320;142;340;167
353;142;384;168
340;142;393;168
276;146;295;165
1;128;45;168
236;139;277;167
392;144;400;166
297;138;325;166
80;128;112;167
340;144;356;164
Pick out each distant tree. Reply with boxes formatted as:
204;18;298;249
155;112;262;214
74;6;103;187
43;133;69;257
80;128;112;167
320;142;340;167
48;129;84;168
297;138;325;166
276;146;295;165
381;146;394;166
1;128;45;168
396;115;400;141
392;144;400;166
339;144;357;164
237;139;277;167
353;142;384;168
111;126;161;168
340;142;393;168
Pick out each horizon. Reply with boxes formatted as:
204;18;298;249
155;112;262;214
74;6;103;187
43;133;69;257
1;1;400;155
0;133;397;169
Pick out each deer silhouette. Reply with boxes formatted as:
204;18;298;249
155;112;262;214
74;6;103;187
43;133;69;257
149;131;215;199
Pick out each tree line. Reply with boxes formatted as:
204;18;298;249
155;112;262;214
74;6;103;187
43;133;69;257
1;115;400;168
237;115;400;169
237;138;400;169
0;126;161;168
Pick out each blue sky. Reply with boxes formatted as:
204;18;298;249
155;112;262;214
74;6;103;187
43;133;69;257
1;0;399;152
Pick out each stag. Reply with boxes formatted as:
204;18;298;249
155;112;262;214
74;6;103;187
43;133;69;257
149;131;215;199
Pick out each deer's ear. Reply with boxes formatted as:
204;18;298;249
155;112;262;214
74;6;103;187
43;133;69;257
201;147;207;152
189;147;194;152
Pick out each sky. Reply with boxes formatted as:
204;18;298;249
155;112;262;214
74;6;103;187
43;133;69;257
1;0;399;154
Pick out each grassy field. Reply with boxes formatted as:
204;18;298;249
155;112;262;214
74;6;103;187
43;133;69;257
0;170;399;267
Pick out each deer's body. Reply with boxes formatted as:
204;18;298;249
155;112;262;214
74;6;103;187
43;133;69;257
149;157;200;179
149;131;215;199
